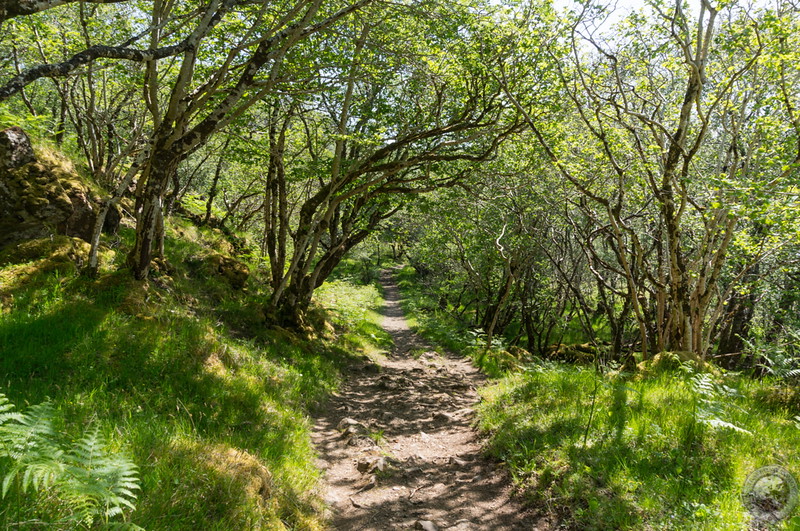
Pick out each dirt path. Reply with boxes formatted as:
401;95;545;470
312;270;548;530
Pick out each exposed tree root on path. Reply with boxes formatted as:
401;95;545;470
312;270;552;530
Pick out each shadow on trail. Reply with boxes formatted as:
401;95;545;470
311;270;547;530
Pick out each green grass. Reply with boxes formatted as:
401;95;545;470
314;278;393;360
477;362;800;529
0;219;388;529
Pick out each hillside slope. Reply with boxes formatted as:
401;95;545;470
0;191;389;529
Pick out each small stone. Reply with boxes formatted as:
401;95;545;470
448;456;469;467
337;417;366;432
433;412;454;424
356;456;386;474
414;520;439;531
357;475;377;492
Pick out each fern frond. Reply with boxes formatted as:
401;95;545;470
60;427;141;523
698;417;752;434
0;394;141;525
0;396;64;499
0;393;13;413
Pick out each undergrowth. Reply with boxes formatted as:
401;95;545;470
394;265;519;377
0;217;387;529
394;265;477;353
477;363;800;529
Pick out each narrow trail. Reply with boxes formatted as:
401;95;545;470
312;270;549;530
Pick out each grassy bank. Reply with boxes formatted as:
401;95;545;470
477;363;800;529
0;219;388;529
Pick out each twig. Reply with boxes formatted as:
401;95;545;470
409;485;425;499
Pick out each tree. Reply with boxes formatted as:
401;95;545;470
504;0;800;358
251;0;529;325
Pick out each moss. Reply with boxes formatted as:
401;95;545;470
0;237;89;305
636;351;716;378
0;235;89;266
1;144;91;218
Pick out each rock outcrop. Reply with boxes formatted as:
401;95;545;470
0;126;35;168
0;127;118;248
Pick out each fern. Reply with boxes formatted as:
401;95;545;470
687;373;751;435
0;393;140;527
0;400;64;497
60;427;140;526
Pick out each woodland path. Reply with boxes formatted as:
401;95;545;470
311;270;550;530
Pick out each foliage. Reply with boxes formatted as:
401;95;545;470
0;394;141;528
477;364;800;529
0;104;50;138
744;328;800;381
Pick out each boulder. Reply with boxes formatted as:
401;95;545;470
0;127;35;169
0;129;115;248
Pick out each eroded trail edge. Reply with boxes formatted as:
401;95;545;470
312;270;541;530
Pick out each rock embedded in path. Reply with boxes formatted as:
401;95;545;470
356;456;387;474
433;412;454;424
414;520;439;531
356;474;377;492
337;417;366;433
448;456;470;467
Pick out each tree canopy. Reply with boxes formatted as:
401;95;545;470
1;0;799;355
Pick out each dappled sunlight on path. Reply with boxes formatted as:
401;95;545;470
311;270;551;530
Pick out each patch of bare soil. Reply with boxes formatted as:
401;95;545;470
312;271;552;530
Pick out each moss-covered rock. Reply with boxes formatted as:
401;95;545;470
636;350;717;377
206;252;250;289
0;132;112;248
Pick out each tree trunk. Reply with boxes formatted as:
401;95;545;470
127;155;176;279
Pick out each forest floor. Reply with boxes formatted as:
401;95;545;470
311;270;551;530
